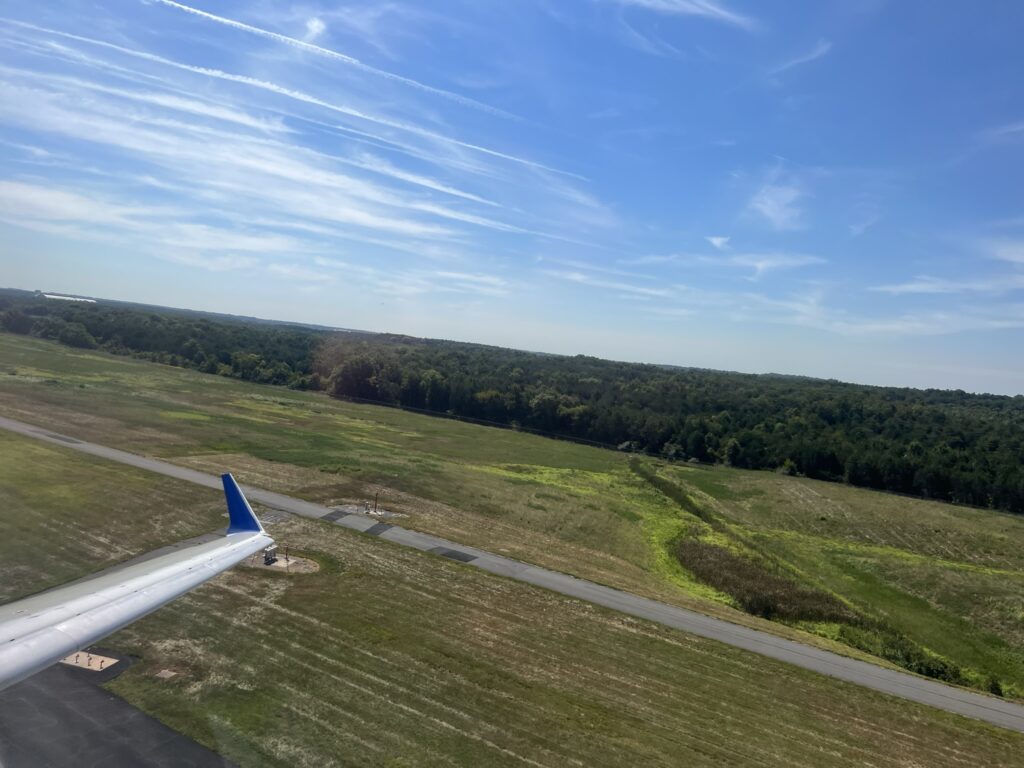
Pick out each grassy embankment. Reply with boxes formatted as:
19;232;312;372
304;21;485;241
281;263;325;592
1;332;1022;698
651;462;1024;697
1;429;1022;767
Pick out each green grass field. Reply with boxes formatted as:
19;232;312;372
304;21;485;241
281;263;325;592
653;462;1024;697
2;332;1023;699
1;430;1021;767
0;431;226;603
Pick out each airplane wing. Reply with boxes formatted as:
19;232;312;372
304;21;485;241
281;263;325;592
0;473;274;691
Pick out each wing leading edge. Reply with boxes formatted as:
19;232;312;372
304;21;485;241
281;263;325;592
0;473;273;692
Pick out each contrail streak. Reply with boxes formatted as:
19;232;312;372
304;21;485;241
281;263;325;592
152;0;519;121
5;20;583;179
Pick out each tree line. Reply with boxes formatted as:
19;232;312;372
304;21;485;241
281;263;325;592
0;291;321;388
3;289;1023;513
313;336;1024;513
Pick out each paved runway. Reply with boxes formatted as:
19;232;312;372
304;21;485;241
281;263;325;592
3;414;1023;734
0;658;232;767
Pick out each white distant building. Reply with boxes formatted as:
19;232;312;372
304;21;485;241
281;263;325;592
41;293;96;303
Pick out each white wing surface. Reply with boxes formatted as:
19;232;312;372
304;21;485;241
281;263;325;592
0;474;273;691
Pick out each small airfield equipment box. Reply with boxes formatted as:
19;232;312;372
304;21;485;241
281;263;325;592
263;544;278;566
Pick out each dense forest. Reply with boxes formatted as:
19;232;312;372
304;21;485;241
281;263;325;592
0;291;322;387
3;289;1023;513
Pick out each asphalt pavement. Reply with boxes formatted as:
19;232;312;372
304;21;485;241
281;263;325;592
3;414;1023;734
0;656;233;767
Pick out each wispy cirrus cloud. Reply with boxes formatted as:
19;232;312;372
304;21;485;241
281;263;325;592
644;306;694;317
542;269;672;297
3;20;574;178
618;253;678;266
0;14;620;299
0;179;318;268
166;252;260;272
151;0;516;119
434;271;506;286
825;306;1024;336
872;273;1024;295
313;258;510;297
0;180;170;228
980;120;1024;142
729;289;1024;337
730;252;823;279
602;0;756;31
541;256;654;279
0;83;453;238
347;152;499;206
433;271;510;295
748;179;805;230
267;262;334;282
5;0;1020;381
590;279;1024;338
987;238;1024;264
0;64;290;134
160;223;317;254
615;16;683;58
848;210;880;237
769;39;832;77
304;17;326;42
545;247;820;299
618;248;822;278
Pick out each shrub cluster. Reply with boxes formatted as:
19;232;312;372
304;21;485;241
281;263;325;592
673;536;980;689
674;538;858;624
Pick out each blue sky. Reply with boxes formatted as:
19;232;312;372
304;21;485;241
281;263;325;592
2;1;1024;393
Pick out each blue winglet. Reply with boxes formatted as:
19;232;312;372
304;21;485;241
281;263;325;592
222;473;264;534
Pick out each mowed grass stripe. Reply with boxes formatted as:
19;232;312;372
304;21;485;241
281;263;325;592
278;581;782;768
1;431;1019;765
221;589;580;766
102;515;1022;766
430;613;885;764
0;335;943;662
133;590;582;767
457;614;941;766
0;433;225;603
1;338;1022;763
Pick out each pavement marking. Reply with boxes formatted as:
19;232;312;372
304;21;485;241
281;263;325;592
321;509;351;522
3;414;1023;734
33;429;80;444
429;546;478;563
